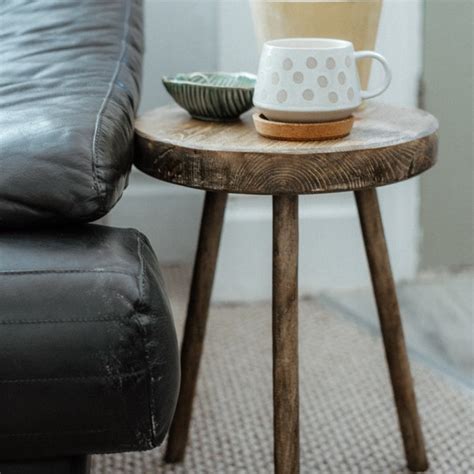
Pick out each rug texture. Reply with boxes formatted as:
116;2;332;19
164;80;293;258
92;266;473;474
321;269;474;386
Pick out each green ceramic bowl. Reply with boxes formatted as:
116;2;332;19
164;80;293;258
162;72;256;121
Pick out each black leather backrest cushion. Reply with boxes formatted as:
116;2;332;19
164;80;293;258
0;0;143;228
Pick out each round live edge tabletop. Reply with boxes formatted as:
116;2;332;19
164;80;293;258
135;102;438;195
134;103;438;474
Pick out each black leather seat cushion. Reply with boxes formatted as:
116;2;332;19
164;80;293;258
0;0;143;228
0;225;179;459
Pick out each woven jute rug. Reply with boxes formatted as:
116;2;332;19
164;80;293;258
92;267;473;473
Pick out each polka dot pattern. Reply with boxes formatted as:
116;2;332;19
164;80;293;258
326;57;336;70
277;89;288;103
306;57;317;69
283;58;293;71
303;89;314;101
256;49;362;109
318;75;328;88
293;72;304;84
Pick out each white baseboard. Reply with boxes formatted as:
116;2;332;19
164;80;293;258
108;171;419;303
218;192;418;302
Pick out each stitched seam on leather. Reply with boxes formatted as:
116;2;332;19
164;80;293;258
134;233;157;446
0;318;126;325
0;369;147;383
0;429;107;437
0;269;137;277
133;315;157;448
137;232;146;302
0;305;140;325
91;0;131;212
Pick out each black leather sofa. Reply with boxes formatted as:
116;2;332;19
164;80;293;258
0;1;179;472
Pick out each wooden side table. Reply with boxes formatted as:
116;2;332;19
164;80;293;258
134;103;438;474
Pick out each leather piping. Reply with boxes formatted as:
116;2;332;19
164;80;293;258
0;269;137;277
91;0;132;213
133;232;158;447
0;429;107;438
0;318;127;325
0;369;148;384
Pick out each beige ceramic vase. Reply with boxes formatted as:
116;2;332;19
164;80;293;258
250;0;383;89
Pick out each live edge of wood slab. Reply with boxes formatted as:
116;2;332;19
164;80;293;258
134;103;438;195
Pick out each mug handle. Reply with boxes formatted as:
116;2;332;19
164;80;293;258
354;51;392;100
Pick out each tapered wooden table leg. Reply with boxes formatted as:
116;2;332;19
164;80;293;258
355;188;428;472
165;191;228;463
272;195;299;474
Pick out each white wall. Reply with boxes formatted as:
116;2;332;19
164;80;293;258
108;0;215;262
213;0;423;301
421;0;474;268
109;0;424;302
139;0;217;112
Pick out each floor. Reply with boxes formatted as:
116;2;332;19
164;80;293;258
93;266;474;473
320;268;474;389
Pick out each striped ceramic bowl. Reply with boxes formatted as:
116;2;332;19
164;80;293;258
162;72;256;121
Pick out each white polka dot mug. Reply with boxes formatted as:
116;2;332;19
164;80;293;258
253;38;391;123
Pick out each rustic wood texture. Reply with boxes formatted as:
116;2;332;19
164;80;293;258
253;113;354;141
134;104;437;472
273;195;299;474
355;188;429;472
165;192;228;463
135;103;438;195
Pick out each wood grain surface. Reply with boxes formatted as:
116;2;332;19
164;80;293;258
165;192;228;463
355;188;428;472
134;103;438;195
273;195;299;474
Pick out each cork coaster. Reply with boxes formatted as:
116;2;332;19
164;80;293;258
253;113;354;141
